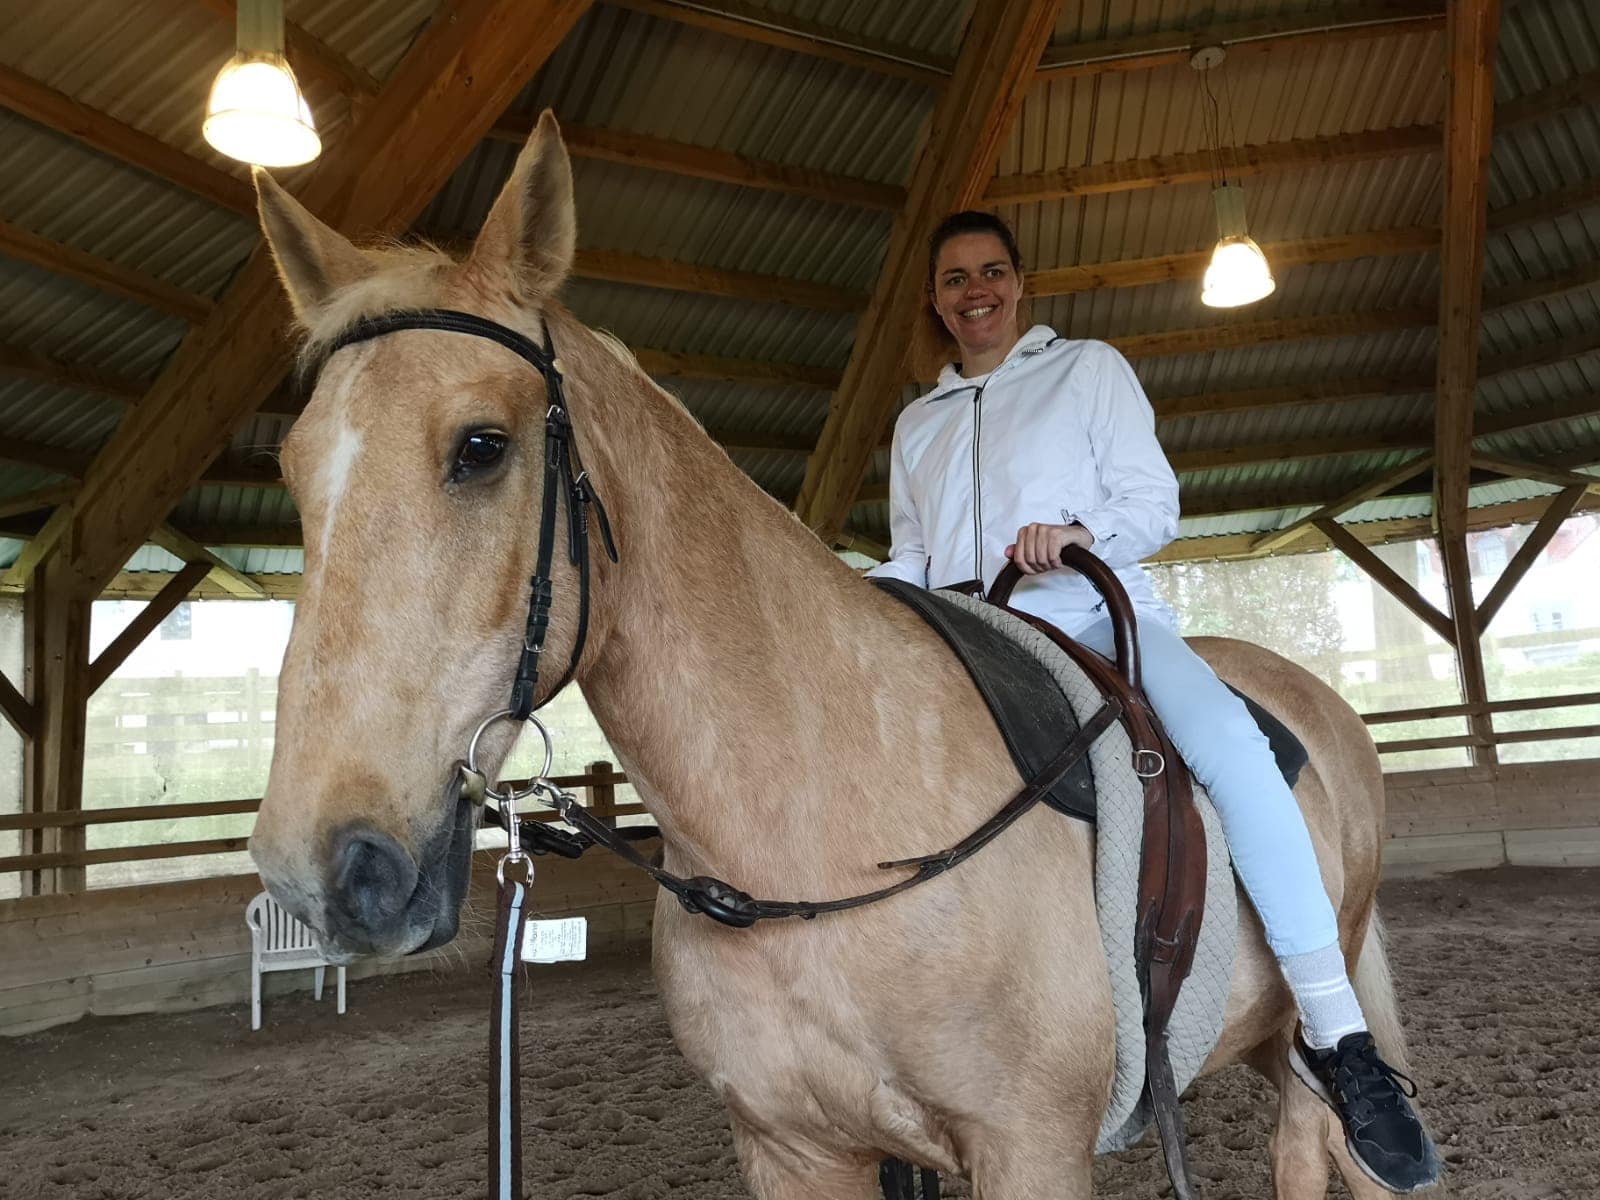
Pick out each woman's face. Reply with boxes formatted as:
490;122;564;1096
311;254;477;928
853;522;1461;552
929;231;1023;365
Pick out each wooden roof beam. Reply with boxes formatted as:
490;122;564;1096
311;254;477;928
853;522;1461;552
606;0;952;87
0;342;146;402
86;559;212;692
988;124;1442;206
0;62;256;217
1247;453;1437;555
990;66;1593;207
1028;226;1438;297
1154;490;1600;563
1037;2;1444;82
493;118;906;211
1110;306;1436;359
26;0;598;601
572;248;864;312
1489;175;1600;233
0;219;213;323
148;524;265;599
0;483;77;521
1475;485;1589;629
1316;516;1458;643
1468;453;1600;493
1435;0;1501;764
1149;372;1433;420
795;0;1063;542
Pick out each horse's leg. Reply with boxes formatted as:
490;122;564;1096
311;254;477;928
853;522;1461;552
1246;1035;1412;1200
967;1134;1095;1200
729;1120;879;1200
1247;1035;1332;1198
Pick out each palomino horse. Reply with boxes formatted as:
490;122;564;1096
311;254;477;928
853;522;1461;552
250;112;1425;1199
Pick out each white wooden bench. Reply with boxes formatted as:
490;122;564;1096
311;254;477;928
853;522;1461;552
245;891;347;1030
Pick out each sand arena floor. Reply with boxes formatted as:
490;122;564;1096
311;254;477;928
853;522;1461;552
1;866;1596;1199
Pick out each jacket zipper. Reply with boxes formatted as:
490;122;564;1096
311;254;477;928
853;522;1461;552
971;383;986;582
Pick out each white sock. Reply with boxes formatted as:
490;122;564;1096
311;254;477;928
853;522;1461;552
1278;942;1367;1049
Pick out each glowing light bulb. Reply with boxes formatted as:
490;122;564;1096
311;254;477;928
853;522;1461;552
1201;184;1276;309
204;53;320;167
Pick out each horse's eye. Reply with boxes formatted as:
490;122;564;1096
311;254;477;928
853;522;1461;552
451;430;509;481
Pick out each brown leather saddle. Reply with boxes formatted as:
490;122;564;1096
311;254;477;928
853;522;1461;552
875;545;1247;1200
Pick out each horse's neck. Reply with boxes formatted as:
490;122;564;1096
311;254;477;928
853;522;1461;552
573;343;897;884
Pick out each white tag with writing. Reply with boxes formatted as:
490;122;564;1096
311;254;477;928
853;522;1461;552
521;916;588;963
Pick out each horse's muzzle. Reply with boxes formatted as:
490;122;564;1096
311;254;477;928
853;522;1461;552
321;797;476;957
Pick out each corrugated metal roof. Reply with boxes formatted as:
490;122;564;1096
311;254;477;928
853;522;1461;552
0;0;1596;580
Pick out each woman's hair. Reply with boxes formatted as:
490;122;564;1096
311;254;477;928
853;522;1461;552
910;210;1028;381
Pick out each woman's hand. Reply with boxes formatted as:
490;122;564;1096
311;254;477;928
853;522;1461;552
1005;522;1095;574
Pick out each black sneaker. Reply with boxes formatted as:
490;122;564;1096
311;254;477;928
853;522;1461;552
1290;1030;1442;1193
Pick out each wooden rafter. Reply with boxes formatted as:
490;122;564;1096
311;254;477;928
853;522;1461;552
0;342;144;402
1489;175;1600;233
991;66;1594;207
0;63;256;217
1475;485;1588;630
1035;2;1444;81
1478;392;1600;438
571;248;864;312
795;0;1064;542
1248;454;1436;556
1468;453;1600;492
1151;489;1600;563
606;0;951;87
148;525;265;599
0;435;89;477
1150;373;1432;420
23;0;597;601
1482;261;1600;315
86;560;212;693
0;220;213;323
632;348;840;391
1111;307;1436;360
1479;327;1600;380
1435;0;1501;765
1314;517;1457;643
0;483;76;521
987;124;1441;205
492;118;906;211
1028;227;1438;297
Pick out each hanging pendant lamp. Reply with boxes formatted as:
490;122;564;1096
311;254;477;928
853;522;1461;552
203;0;320;168
1191;47;1274;309
1202;184;1276;308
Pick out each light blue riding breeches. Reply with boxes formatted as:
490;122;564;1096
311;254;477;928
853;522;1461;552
1073;615;1341;959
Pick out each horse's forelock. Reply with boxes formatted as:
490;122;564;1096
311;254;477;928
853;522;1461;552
292;241;460;371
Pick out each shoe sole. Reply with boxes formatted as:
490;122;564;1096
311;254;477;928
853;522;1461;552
1287;1042;1442;1195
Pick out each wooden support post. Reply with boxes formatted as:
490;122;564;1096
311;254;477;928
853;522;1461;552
1313;518;1458;645
86;561;211;694
1475;486;1587;631
586;760;618;829
1436;0;1501;766
796;0;1063;541
23;557;92;895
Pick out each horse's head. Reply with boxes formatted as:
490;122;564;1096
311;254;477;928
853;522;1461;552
249;112;602;957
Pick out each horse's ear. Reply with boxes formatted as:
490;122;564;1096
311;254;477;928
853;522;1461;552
254;169;375;323
470;109;575;298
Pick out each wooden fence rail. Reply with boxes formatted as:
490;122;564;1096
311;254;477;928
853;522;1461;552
6;691;1600;878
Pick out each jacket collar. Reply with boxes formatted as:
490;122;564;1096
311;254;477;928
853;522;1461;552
924;325;1059;402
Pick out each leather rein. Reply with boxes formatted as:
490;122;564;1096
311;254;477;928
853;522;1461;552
318;308;1121;926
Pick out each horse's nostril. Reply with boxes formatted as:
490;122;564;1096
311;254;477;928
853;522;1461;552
329;827;418;932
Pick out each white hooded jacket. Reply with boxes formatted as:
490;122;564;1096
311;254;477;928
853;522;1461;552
868;325;1180;635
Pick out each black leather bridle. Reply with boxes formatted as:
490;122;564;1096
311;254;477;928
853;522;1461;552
323;308;618;722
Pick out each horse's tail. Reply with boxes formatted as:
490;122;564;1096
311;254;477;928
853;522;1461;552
1351;908;1414;1071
